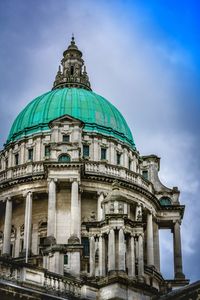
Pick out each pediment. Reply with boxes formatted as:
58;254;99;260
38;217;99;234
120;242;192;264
49;114;84;128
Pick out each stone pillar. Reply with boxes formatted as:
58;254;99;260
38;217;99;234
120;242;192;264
90;236;95;277
24;191;33;254
2;198;12;256
70;179;80;239
93;138;99;161
129;235;135;277
118;228;126;271
153;221;160;271
138;234;144;277
173;221;185;279
97;192;104;221
47;179;57;238
147;212;154;266
108;229;115;272
99;234;106;276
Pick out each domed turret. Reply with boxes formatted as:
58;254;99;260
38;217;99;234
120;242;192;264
53;35;91;90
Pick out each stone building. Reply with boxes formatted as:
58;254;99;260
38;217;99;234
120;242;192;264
0;36;199;299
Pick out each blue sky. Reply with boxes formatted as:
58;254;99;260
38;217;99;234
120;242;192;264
0;0;200;282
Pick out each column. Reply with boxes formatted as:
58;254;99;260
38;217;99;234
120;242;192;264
153;221;160;271
173;220;185;279
99;234;106;276
23;191;33;254
2;198;12;255
108;228;115;272
89;236;95;276
118;228;126;271
129;235;135;277
97;192;104;221
70;179;80;239
138;234;144;277
93;138;99;161
147;212;154;266
47;179;56;238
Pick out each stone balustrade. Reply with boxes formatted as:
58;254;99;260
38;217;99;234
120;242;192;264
85;162;153;193
0;161;152;193
0;257;82;298
0;162;44;183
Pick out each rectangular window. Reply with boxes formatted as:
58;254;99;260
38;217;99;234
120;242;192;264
5;158;8;169
15;154;19;166
10;244;13;257
63;135;70;142
64;254;68;265
82;237;89;257
142;170;148;180
117;152;121;165
129;158;132;170
45;145;50;157
83;145;90;158
101;148;107;160
28;148;33;161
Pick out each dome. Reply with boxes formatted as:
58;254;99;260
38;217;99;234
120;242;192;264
7;88;135;148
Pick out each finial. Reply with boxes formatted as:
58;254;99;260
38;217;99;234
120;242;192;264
71;33;75;45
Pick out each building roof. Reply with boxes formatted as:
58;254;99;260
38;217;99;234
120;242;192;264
7;88;135;148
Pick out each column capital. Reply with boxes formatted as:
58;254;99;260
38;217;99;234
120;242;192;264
97;191;106;197
47;177;57;183
3;196;12;203
69;177;80;183
174;219;181;225
22;190;33;198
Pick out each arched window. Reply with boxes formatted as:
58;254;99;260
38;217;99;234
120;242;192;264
159;196;172;206
58;154;71;163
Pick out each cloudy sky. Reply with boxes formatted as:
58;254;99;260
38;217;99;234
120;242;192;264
0;0;200;282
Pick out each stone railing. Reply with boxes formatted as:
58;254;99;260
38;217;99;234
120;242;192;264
0;257;82;298
0;162;44;183
84;162;153;193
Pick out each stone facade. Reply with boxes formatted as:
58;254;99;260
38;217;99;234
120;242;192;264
0;37;196;300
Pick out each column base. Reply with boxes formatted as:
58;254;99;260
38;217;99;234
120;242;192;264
175;272;185;279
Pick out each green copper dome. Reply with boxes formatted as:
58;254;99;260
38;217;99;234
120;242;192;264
7;88;135;148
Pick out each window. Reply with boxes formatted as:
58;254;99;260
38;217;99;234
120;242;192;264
117;152;121;165
82;237;89;257
63;135;70;142
5;158;8;169
10;244;13;257
159;197;172;206
45;145;50;157
64;254;68;265
58;154;71;162
129;158;132;170
15;154;19;166
142;170;148;180
39;237;46;254
28;148;33;161
83;145;89;158
70;66;74;75
101;148;107;160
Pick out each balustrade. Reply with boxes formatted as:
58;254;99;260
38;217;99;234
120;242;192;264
0;258;81;297
85;162;152;192
0;162;44;183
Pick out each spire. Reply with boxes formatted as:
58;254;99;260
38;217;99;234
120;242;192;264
52;36;92;91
